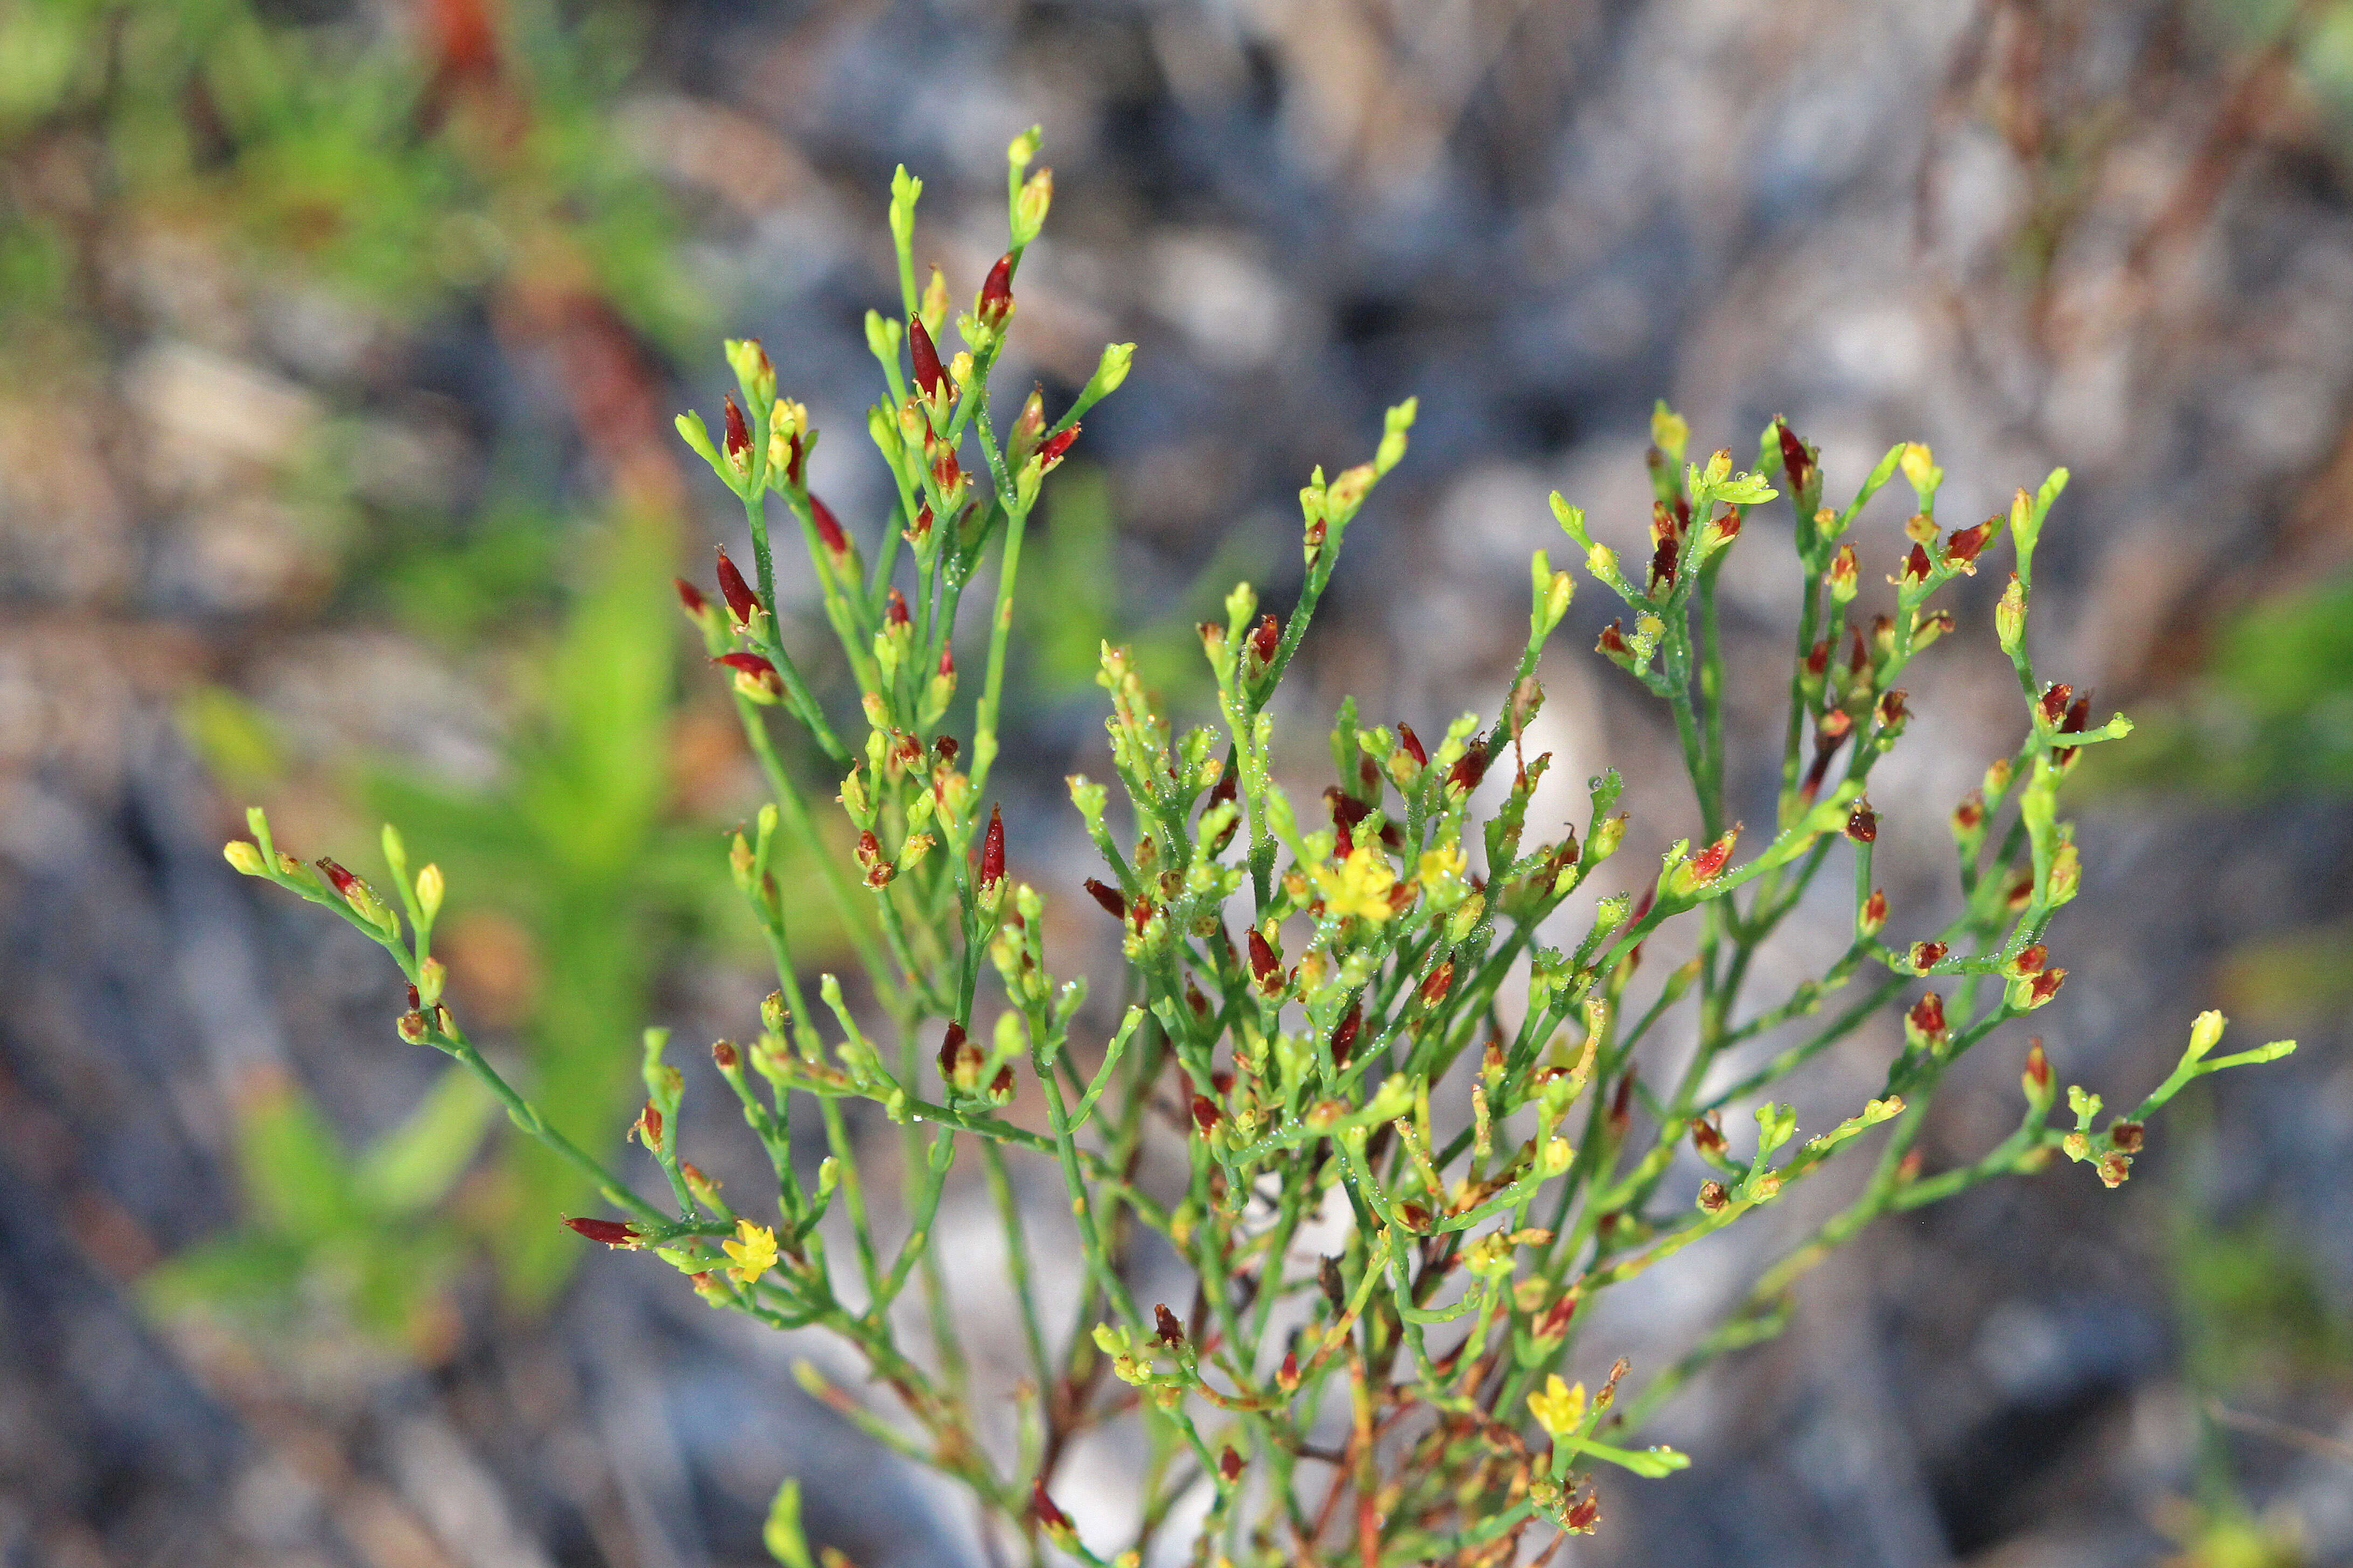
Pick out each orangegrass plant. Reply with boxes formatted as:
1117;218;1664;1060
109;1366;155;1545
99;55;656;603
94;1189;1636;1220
224;134;2295;1565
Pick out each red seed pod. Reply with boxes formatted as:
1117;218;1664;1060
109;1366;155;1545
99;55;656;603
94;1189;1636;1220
1877;690;1909;729
1446;742;1489;797
1909;940;1948;973
1037;425;1080;469
1419;960;1454;1009
2024;1038;2051;1092
1900;542;1932;586
1218;1446;1243;1483
1848;624;1872;677
715;650;782;692
2111;1120;2144;1154
1908;991;1946;1037
1648;536;1679;593
1209;1066;1233;1093
1804;640;1830;680
1566;1493;1602;1532
1278;1349;1300;1389
1952;793;1984;834
978;253;1014;327
886;586;912;628
1777;420;1813;490
1247;927;1281;990
715;548;761;624
936;1021;969;1084
1846;801;1879;843
406;982;421;1010
988;1064;1014;1101
1862;888;1888;932
1330;1000;1363;1065
1031;1478;1074;1535
317;857;360;898
2062;694;2090;734
979;805;1006;889
2010;943;2048;976
636;1102;664;1148
1250;613;1280;665
909;316;946;398
1691;1116;1726;1155
811;494;850;558
1598;620;1631;659
1155;1303;1186;1347
1943;519;1994;570
2038;682;2074;726
2026;967;2067;1007
675;577;710;618
1536;1291;1578;1340
1397;722;1428;768
1082;877;1126;921
1689;825;1741;882
1698;1180;1731;1213
712;1039;739;1071
1190;1094;1222;1135
565;1216;640;1247
723;393;751;460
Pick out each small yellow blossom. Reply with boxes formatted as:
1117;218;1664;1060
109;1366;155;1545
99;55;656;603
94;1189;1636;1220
1417;840;1465;887
1312;846;1396;923
721;1218;779;1285
1528;1374;1587;1440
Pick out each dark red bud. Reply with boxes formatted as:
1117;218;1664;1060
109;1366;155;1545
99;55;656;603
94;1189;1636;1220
1538;1291;1578;1339
2025;1038;2050;1089
723;393;751;459
989;1064;1014;1100
1805;640;1830;678
1279;1349;1300;1387
911;503;934;542
979;253;1014;324
1031;1478;1072;1534
1878;689;1909;728
1649;536;1679;592
1082;877;1126;921
715;651;779;680
1419;960;1453;1008
1689;825;1740;882
2029;967;2067;1005
979;805;1005;888
1566;1493;1601;1531
1218;1446;1242;1483
1903;542;1932;583
1910;940;1949;972
1248;928;1280;988
1190;1094;1222;1135
1908;992;1946;1036
2012;943;2047;975
909;317;945;397
713;1039;739;1070
1610;1069;1636;1130
1864;888;1888;925
1846;803;1878;842
2062;694;2090;735
1777;421;1812;489
1155;1303;1185;1346
675;578;710;617
1692;1116;1726;1154
565;1216;639;1246
715;548;761;624
1446;743;1489;797
811;495;849;557
886;586;911;628
1397;722;1427;767
1943;520;1993;566
1038;425;1079;468
405;983;421;1009
1598;621;1630;658
317;857;359;897
1331;1000;1362;1065
936;1021;968;1082
1250;614;1280;665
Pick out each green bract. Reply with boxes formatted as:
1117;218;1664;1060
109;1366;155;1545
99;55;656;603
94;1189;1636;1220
226;140;2293;1564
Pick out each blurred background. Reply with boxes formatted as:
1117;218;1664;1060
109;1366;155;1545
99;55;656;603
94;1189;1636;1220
2;0;2350;1564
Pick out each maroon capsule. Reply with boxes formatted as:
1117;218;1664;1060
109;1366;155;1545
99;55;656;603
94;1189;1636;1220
1397;722;1427;768
675;578;710;617
978;253;1014;326
1330;1000;1362;1066
886;587;911;628
909;317;946;398
979;805;1005;888
565;1217;640;1246
811;495;850;557
1778;421;1812;490
1082;877;1125;921
1846;802;1878;843
1248;928;1281;989
1155;1303;1186;1347
1190;1094;1222;1135
1038;425;1080;467
722;393;751;460
715;548;761;624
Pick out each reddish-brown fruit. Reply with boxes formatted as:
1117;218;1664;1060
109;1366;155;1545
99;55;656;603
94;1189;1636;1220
1082;877;1126;921
1278;1349;1300;1388
1910;940;1949;972
1031;1478;1073;1534
565;1217;639;1246
1689;825;1741;882
1902;542;1932;583
1943;519;1994;568
1691;1116;1726;1154
811;495;849;557
638;1103;664;1147
979;805;1005;888
723;393;750;460
1864;888;1888;927
715;548;761;624
317;857;359;897
1397;722;1428;767
1598;620;1631;658
1250;613;1280;665
1419;960;1454;1009
978;253;1014;325
1330;1000;1363;1066
1649;536;1679;593
2028;967;2067;1006
909;316;945;397
1908;992;1946;1037
886;586;911;628
2025;1039;2051;1090
936;1021;968;1084
1190;1094;1222;1135
1778;420;1813;489
1218;1446;1243;1483
715;650;780;681
1805;639;1830;679
1155;1303;1185;1347
1248;928;1281;989
1038;425;1080;467
1446;743;1489;797
1566;1493;1602;1532
1877;689;1909;728
675;578;710;617
712;1039;739;1071
1537;1291;1578;1339
988;1064;1014;1100
2011;944;2048;975
2039;682;2074;726
1846;802;1879;843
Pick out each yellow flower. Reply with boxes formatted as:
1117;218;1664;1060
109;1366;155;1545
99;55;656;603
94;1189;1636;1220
1312;845;1397;923
1417;839;1466;888
1527;1374;1587;1440
721;1218;779;1285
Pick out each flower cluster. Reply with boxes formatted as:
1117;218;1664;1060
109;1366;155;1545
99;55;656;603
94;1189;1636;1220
223;138;2293;1565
